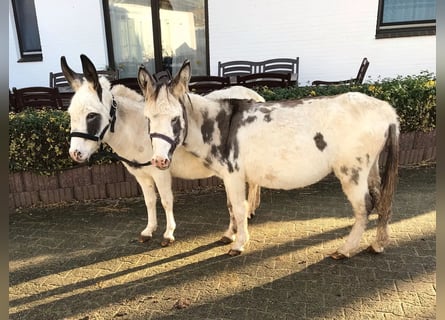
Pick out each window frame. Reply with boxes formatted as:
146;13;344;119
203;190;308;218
375;0;436;39
102;0;210;75
11;0;43;62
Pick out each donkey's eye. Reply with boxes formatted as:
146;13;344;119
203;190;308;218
86;113;99;121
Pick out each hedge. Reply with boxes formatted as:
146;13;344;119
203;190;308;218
257;71;435;133
9;72;436;175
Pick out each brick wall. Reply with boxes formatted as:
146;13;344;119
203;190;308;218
9;131;435;210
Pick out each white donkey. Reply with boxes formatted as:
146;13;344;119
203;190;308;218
139;60;400;259
61;54;262;246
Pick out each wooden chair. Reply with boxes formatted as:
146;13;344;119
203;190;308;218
50;68;119;108
12;86;64;112
218;60;257;77
312;57;370;86
218;58;299;86
49;69;119;88
260;57;299;86
189;76;231;94
236;72;291;89
111;77;142;94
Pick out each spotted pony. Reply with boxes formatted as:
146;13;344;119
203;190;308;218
139;60;400;259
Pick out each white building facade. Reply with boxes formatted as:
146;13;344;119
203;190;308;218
9;0;436;88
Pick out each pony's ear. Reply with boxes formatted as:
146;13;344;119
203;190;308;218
60;56;82;91
170;60;191;98
137;65;156;98
80;54;103;101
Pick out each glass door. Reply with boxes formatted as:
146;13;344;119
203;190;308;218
108;0;155;78
159;0;207;75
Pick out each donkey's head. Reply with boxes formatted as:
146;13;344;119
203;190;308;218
138;60;191;170
61;54;115;163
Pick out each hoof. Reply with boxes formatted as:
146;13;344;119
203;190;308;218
138;235;152;243
330;251;348;260
228;249;242;257
218;236;233;245
247;212;256;220
366;245;382;254
161;238;175;247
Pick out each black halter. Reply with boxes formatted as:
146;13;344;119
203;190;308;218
70;96;152;168
70;97;117;141
149;94;190;155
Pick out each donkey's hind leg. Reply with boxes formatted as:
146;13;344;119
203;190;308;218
246;183;261;219
368;159;391;254
332;166;372;259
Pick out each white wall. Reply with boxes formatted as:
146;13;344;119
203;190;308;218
208;0;436;85
9;0;436;88
9;0;108;88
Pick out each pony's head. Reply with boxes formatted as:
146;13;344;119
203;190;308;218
138;60;191;170
61;54;115;163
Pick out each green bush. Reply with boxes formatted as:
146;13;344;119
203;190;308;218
9;108;74;175
9;72;435;174
257;71;436;132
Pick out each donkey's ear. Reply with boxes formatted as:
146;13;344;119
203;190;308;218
170;60;191;98
137;65;156;98
80;54;102;101
60;56;82;91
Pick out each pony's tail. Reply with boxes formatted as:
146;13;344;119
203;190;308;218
372;123;399;251
378;123;399;214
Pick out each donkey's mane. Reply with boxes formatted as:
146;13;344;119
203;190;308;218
146;84;184;116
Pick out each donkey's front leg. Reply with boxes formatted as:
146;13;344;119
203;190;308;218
152;172;176;247
137;176;158;243
223;177;250;256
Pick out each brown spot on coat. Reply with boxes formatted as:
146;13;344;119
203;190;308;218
314;132;327;151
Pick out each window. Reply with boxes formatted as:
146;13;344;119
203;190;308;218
11;0;42;62
103;0;208;78
376;0;436;38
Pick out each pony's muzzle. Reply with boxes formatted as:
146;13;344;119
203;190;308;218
152;156;171;170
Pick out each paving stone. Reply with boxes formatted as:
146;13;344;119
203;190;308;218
9;166;436;319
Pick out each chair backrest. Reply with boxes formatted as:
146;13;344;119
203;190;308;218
49;71;70;88
354;57;369;84
218;60;257;77
12;86;63;112
260;57;299;86
259;58;299;74
111;77;142;94
153;70;172;83
189;76;231;94
49;69;119;88
236;72;291;89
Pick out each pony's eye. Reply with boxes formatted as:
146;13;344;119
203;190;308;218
86;113;99;121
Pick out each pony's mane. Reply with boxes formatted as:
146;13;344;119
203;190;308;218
146;84;184;116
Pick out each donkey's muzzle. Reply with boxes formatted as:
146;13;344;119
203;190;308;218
152;156;171;170
69;149;86;163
